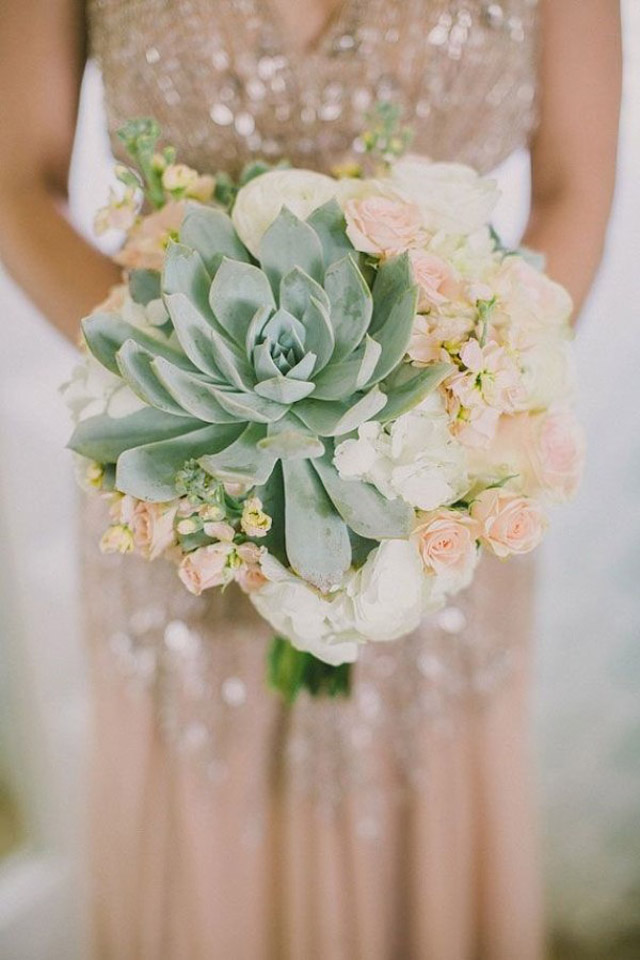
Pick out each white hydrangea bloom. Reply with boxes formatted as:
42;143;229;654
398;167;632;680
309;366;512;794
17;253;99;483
334;394;468;511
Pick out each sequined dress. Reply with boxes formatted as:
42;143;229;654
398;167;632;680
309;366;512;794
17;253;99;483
85;2;543;958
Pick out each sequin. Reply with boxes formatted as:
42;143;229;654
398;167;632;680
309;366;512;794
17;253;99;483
88;0;539;179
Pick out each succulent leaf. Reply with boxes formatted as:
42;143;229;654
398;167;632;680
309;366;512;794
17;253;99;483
279;266;330;319
117;423;243;501
260;207;324;292
312;450;414;540
324;255;373;361
208;258;275;344
295;385;387;437
116;340;191;417
179;203;251;273
164;293;226;378
306;199;355;269
82;313;195;376
376;362;452;422
369;252;414;335
68;408;201;463
163;243;212;317
254;376;316;404
281;457;352;592
368;285;419;384
199;422;276;485
151;356;246;423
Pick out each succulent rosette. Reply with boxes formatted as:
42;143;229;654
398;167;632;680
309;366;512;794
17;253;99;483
64;117;582;701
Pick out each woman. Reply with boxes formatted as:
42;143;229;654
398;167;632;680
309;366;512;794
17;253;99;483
0;2;621;958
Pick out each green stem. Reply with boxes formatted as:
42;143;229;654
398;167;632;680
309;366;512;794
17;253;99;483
267;636;352;703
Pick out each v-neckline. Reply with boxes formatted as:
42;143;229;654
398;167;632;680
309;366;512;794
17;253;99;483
260;0;352;60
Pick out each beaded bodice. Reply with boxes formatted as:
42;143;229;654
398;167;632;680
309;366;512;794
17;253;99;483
88;0;539;177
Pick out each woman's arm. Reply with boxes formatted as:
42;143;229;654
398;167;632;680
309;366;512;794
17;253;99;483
522;0;622;316
0;0;121;344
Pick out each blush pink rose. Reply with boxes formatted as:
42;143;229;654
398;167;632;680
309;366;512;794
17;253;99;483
344;195;425;256
131;500;178;560
115;200;186;271
409;250;460;310
479;411;585;502
470;488;547;558
413;509;480;576
178;542;235;595
533;409;585;500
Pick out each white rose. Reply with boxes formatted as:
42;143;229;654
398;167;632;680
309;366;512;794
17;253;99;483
232;169;338;257
250;554;359;665
391;156;500;235
517;336;576;410
346;540;425;642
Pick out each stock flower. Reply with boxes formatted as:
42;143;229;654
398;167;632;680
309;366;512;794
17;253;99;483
100;524;134;555
115;200;185;270
240;497;272;538
94;187;140;235
470;488;547;558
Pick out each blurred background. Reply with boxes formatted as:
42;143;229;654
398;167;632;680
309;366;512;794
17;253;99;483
0;4;639;958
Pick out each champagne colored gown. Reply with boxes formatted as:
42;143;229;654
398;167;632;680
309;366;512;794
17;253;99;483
85;2;543;957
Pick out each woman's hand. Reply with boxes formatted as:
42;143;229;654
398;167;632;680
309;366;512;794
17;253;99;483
523;0;622;318
0;0;121;344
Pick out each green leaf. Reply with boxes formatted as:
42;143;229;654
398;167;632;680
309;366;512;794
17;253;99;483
312;334;383;401
279;266;330;318
115;340;191;417
199;422;277;485
254;376;316;404
369;252;414;335
151;356;244;423
164;292;229;381
67;408;201;463
281;457;351;592
258;420;325;459
376;362;452;422
295;385;387;437
82;313;195;376
324;255;373;361
163;243;212;318
260;207;324;293
209;258;276;345
299;296;335;372
179;203;251;273
129;269;161;305
254;463;287;564
312;451;414;540
367;285;419;384
213;389;289;424
116;423;243;501
306;199;355;269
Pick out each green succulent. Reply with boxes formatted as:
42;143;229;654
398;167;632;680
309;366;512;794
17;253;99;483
70;198;449;590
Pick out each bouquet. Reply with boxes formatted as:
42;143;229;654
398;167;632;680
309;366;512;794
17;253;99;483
64;117;584;701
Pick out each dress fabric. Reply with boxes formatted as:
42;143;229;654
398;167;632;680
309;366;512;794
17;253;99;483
84;2;543;958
